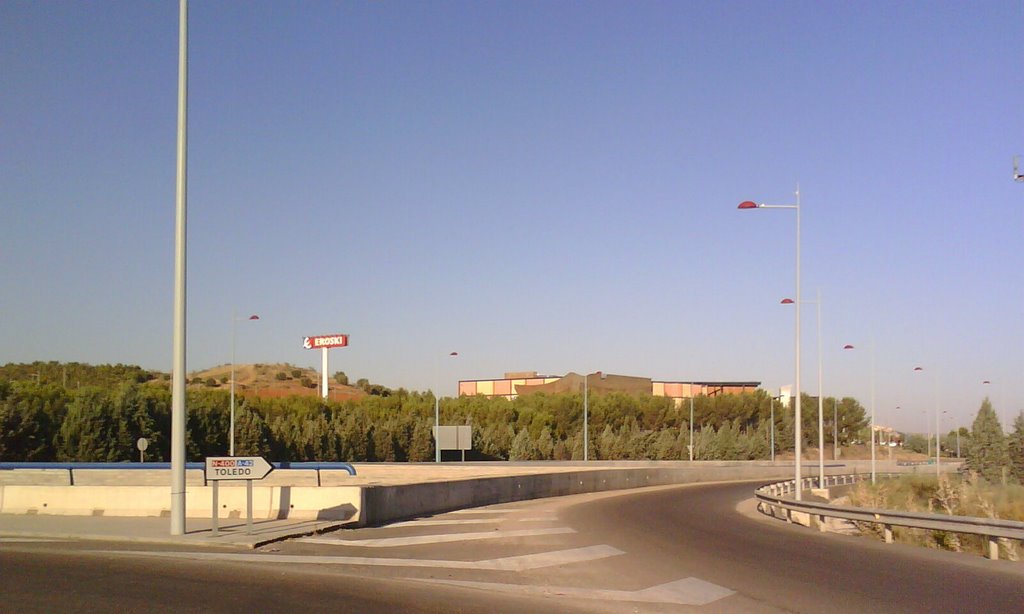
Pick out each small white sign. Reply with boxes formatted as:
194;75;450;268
205;456;273;481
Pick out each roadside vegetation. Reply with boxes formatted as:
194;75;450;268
1;361;873;464
841;398;1024;559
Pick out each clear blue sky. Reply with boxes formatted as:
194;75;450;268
3;1;1022;433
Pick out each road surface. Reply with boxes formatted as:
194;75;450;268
2;481;1021;612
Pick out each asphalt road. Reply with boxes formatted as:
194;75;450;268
2;481;1022;613
559;481;1024;613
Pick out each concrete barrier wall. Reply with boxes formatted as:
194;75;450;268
360;464;798;526
71;469;207;487
0;460;914;526
0;469;72;486
0;484;362;521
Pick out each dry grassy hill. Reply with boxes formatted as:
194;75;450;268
187;363;366;402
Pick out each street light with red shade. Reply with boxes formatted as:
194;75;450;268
738;186;803;497
843;342;877;483
782;292;826;489
913;366;940;478
230;313;260;456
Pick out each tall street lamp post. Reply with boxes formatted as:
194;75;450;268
434;352;459;463
689;394;696;462
583;372;606;461
843;342;877;483
229;313;259;456
914;366;940;479
833;398;838;461
739;185;802;499
782;289;825;487
170;0;189;537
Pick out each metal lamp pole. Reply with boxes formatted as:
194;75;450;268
170;0;188;536
782;289;825;487
833;398;838;461
229;312;259;456
843;342;876;483
689;395;695;461
583;372;607;461
739;185;801;499
914;366;940;478
769;396;775;462
584;374;589;461
434;351;458;463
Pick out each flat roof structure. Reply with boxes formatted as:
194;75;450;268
459;371;760;402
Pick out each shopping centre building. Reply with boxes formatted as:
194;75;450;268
458;371;760;404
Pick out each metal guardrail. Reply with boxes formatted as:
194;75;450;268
755;474;1024;561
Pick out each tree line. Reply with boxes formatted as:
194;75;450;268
1;363;874;463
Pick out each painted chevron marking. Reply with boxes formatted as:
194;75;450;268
301;527;574;547
99;544;623;571
413;576;736;606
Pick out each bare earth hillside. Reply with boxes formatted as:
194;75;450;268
187;363;366;402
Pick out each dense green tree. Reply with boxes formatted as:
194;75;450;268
55;387;116;461
234;404;272;457
0;383;65;461
1008;412;1024;484
509;428;538;460
966;398;1010;483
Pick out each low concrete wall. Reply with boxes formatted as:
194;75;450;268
360;464;797;526
0;484;362;522
0;469;72;486
71;469;207;487
0;460;912;526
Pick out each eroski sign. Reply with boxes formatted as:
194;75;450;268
303;334;349;349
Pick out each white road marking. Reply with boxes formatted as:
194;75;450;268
301;527;574;547
414;577;736;606
99;544;624;571
388;516;557;528
448;507;529;515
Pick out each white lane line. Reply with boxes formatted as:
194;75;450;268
98;545;624;571
413;577;736;606
448;508;529;515
301;527;575;547
388;516;557;528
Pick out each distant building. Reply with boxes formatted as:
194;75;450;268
459;371;760;404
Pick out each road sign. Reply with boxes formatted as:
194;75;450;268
204;456;273;481
136;438;149;452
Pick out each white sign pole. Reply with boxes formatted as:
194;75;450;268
246;479;254;534
211;481;219;536
321;347;329;399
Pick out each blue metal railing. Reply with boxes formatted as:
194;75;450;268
0;461;357;475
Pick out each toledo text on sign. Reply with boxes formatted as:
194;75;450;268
302;334;349;350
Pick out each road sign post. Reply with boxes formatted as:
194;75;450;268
136;437;149;463
204;456;273;535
